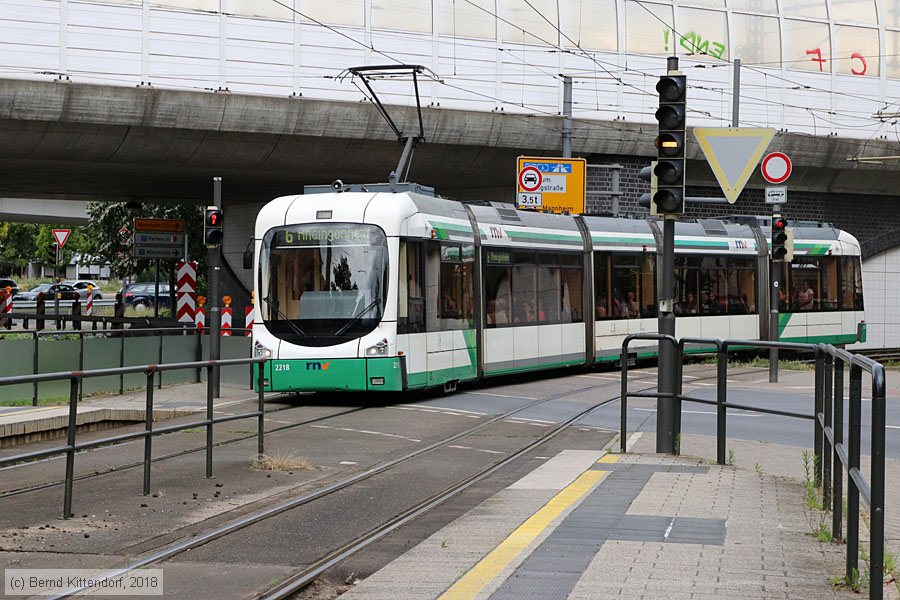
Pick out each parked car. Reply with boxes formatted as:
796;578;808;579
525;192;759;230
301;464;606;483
0;278;19;296
63;280;103;300
122;283;172;309
14;283;79;302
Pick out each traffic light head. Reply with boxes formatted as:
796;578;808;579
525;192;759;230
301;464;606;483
638;163;658;212
204;206;224;247
771;215;790;262
653;72;686;216
656;75;686;103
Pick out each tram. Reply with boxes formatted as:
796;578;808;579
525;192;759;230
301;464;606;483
252;182;865;393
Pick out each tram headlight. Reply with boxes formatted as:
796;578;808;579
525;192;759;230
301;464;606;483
366;338;389;357
254;341;273;358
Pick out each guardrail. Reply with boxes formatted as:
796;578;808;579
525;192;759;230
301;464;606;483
619;335;887;600
0;326;253;405
0;356;267;519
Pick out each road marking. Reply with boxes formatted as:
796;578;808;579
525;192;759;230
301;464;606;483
664;517;676;539
887;425;900;430
309;424;421;443
448;445;504;455
508;416;555;424
390;406;479;418
463;391;538;400
786;385;815;390
416;405;487;416
576;374;619;381
339;461;357;465
632;408;761;417
437;457;615;600
505;419;552;427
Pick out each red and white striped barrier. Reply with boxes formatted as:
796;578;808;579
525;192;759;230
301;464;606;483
1;287;11;330
85;286;94;317
176;261;197;324
195;296;206;331
244;293;255;337
222;295;232;336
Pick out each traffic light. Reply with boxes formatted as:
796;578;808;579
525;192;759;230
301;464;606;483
653;73;687;215
204;206;224;247
638;162;658;214
771;215;793;262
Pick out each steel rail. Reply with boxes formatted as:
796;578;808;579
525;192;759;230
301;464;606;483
259;394;626;600
47;375;639;600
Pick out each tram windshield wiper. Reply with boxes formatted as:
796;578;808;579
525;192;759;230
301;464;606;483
261;296;307;338
334;296;381;337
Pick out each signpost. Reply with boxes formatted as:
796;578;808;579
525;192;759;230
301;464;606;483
133;218;186;318
51;229;70;318
693;128;775;203
516;157;586;214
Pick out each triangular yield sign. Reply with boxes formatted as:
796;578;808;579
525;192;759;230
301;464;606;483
693;128;775;204
52;229;71;248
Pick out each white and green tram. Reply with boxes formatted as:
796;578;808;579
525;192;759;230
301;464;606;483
252;183;865;393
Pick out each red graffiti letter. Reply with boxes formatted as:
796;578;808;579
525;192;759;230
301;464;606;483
851;52;867;76
806;48;827;72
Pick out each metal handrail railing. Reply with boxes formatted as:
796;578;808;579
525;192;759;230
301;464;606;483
619;334;887;600
0;356;267;519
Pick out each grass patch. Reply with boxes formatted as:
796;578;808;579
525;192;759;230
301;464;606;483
0;396;71;407
726;448;735;466
694;356;815;371
252;452;314;472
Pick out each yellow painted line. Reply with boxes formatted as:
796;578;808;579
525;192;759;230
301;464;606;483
438;465;610;600
597;454;621;464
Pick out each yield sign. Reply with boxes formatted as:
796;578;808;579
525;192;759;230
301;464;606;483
693;127;775;204
52;229;71;248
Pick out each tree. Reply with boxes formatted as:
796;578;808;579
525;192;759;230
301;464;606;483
0;222;38;273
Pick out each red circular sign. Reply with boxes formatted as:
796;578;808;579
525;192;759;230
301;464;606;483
518;166;543;192
761;152;792;184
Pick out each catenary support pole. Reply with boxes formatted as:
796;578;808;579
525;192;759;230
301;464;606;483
732;58;741;128
209;177;222;398
562;75;573;158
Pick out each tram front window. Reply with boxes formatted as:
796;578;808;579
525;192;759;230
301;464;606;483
259;223;389;347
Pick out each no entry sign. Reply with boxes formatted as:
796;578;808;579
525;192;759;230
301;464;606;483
761;152;792;184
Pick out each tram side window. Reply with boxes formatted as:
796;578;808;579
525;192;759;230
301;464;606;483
512;252;538;324
611;255;640;318
537;253;560;323
699;257;727;315
484;250;512;327
820;257;839;310
674;256;700;316
594;253;611;319
398;241;425;333
561;253;583;323
638;254;656;318
726;258;756;314
841;256;864;310
437;244;474;331
425;243;441;331
790;258;820;311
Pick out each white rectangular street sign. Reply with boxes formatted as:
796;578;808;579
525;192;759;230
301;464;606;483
765;186;787;204
133;246;182;259
517;192;543;208
135;232;185;246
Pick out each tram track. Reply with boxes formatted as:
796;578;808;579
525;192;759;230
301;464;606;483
44;365;740;599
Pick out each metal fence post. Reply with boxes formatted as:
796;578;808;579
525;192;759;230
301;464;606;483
822;353;833;509
257;360;265;457
832;356;844;541
32;332;39;406
62;376;79;519
813;351;824;487
157;331;164;390
195;330;203;383
619;344;628;453
716;346;727;466
206;363;214;478
846;363;862;581
78;333;85;402
870;364;886;600
119;331;125;395
143;370;154;496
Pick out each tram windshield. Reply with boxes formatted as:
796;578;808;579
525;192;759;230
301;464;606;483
259;223;389;346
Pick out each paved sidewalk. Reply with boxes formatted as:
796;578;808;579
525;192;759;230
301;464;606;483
342;432;896;600
0;383;258;447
